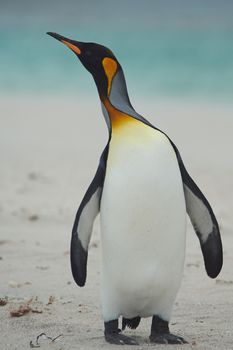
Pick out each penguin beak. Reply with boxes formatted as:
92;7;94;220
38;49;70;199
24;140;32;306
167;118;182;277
47;32;81;55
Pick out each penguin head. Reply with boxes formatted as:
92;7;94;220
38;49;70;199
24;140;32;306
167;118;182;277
47;32;119;99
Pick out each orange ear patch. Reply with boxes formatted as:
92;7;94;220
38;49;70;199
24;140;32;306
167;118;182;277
61;40;81;55
102;57;118;95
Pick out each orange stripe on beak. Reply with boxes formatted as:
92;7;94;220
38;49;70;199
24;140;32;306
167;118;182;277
61;40;81;55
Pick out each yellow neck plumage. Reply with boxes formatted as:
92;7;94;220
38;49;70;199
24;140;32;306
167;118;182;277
103;99;139;132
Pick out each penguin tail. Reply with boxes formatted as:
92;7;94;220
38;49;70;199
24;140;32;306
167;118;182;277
122;317;141;330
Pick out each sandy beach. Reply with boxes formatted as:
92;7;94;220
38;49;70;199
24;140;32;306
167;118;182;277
1;96;233;349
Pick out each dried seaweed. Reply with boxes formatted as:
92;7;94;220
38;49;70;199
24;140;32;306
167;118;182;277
47;295;55;305
10;298;42;317
0;297;8;306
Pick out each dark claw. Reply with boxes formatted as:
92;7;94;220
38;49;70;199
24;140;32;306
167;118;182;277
150;332;188;344
105;332;138;345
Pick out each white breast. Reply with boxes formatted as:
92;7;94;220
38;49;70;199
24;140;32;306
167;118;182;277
100;121;186;322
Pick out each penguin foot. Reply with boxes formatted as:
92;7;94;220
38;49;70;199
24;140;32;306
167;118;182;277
150;333;188;344
150;315;188;344
105;332;138;345
104;319;138;345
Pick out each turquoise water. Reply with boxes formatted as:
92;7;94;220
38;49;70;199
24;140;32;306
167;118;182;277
1;1;233;100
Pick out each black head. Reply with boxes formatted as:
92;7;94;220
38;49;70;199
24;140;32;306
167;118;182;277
47;32;120;99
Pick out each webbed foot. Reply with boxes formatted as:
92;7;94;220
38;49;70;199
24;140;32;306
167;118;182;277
150;332;187;344
105;319;138;345
150;315;188;345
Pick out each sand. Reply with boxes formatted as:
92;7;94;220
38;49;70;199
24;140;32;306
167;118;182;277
0;96;232;349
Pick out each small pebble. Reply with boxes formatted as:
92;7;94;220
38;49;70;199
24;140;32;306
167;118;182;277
28;214;39;221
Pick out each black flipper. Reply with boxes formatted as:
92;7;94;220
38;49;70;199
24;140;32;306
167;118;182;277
172;143;223;278
122;317;141;330
70;145;109;286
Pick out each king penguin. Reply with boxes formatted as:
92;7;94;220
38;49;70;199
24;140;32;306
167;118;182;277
47;32;223;345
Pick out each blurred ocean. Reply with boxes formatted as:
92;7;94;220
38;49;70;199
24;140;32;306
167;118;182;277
0;0;233;101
